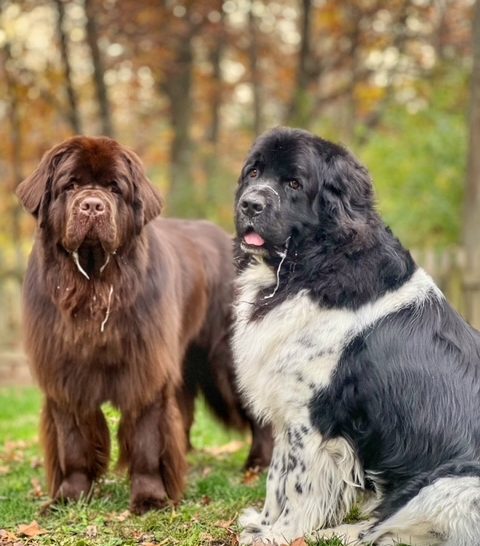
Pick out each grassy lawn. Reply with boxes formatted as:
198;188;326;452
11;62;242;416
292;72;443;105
0;387;351;546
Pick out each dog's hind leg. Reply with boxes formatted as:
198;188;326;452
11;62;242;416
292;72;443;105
198;336;273;470
360;476;480;546
42;398;110;502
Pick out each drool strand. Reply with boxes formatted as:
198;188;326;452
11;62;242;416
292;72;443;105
72;251;90;280
263;236;291;300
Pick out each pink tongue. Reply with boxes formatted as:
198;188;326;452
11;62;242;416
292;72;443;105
244;232;265;246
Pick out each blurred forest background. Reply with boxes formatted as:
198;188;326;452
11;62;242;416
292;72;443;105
1;0;480;370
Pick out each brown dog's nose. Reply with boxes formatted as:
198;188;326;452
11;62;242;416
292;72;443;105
79;196;105;216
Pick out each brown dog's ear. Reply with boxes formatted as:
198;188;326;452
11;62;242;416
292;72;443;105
122;147;163;229
16;141;72;217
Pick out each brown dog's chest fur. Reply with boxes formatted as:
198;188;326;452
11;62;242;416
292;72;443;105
23;222;210;413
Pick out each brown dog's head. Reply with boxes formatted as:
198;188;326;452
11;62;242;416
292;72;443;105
17;136;163;278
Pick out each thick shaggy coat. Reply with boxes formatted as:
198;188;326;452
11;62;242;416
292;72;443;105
233;127;480;545
17;136;271;514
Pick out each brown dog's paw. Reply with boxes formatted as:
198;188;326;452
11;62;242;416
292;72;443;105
54;472;92;502
130;474;168;515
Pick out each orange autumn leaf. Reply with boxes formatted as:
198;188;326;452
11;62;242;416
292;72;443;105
242;467;261;485
17;521;47;538
291;538;307;546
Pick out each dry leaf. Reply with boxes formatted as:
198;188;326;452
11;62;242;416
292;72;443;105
0;529;19;543
86;525;97;538
17;521;47;538
30;457;42;470
200;495;211;506
108;509;130;522
216;517;236;529
29;478;44;498
291;538;307;546
242;467;261;485
0;466;10;475
204;440;245;456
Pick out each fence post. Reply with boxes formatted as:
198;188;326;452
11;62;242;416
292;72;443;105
463;248;480;329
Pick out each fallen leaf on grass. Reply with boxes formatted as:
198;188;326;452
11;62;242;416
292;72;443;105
204;440;246;456
201;495;211;505
216;517;236;529
0;466;10;475
86;525;97;539
106;509;130;522
242;467;261;485
30;457;42;470
291;538;307;546
0;529;19;543
17;521;47;538
2;441;30;464
29;478;45;498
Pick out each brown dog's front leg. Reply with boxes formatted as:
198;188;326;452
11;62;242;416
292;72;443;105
42;398;110;502
119;388;187;515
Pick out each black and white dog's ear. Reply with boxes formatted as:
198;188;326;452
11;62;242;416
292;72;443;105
315;147;375;244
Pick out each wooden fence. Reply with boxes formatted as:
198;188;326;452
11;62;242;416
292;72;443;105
412;247;480;329
1;246;480;351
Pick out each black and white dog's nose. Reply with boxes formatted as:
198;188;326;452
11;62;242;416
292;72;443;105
240;193;266;217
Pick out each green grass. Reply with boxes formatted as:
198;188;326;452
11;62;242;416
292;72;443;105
0;387;353;545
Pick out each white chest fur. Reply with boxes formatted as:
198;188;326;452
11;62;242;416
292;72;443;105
233;260;440;428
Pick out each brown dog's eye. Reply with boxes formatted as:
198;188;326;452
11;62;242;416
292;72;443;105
64;181;76;192
288;179;301;190
249;168;258;179
109;181;121;194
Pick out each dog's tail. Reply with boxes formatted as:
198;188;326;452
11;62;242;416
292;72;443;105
363;460;480;545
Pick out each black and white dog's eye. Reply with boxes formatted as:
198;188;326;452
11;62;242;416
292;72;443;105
249;168;258;179
288;179;302;190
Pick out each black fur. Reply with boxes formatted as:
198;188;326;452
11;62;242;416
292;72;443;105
310;298;480;521
234;127;415;318
234;127;480;542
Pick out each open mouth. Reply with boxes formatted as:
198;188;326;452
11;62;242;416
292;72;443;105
71;242;113;280
240;227;267;255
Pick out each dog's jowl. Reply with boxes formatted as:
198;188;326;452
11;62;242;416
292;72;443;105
233;127;480;545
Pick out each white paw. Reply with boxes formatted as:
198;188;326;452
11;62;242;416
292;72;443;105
239;507;264;529
314;520;373;544
239;525;299;545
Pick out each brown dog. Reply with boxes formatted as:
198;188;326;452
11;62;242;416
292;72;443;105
16;136;271;514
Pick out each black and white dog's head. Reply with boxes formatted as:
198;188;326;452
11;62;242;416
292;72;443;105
235;127;377;259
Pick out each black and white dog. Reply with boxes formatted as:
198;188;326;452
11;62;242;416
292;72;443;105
232;127;480;546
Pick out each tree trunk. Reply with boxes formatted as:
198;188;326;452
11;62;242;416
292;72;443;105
248;0;262;136
204;5;225;208
54;0;82;134
1;37;24;272
84;0;114;136
207;16;224;148
286;0;313;127
163;26;195;215
463;0;480;327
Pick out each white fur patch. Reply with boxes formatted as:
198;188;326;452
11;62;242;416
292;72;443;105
233;264;439;426
233;262;440;544
362;477;480;546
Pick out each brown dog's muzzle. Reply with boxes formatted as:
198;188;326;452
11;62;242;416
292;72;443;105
63;190;119;279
